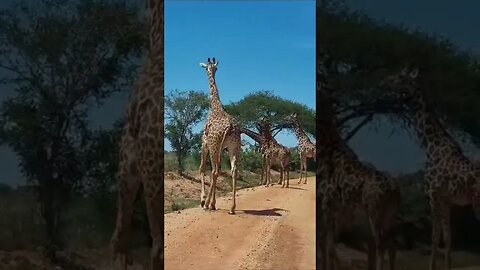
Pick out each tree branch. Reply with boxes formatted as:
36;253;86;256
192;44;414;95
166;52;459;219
344;114;374;142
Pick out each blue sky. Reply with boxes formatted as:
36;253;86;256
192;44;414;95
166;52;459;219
164;1;316;151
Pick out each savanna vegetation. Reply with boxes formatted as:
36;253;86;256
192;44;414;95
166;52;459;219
164;90;316;213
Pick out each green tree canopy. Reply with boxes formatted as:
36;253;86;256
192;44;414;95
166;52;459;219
225;91;315;136
165;90;209;173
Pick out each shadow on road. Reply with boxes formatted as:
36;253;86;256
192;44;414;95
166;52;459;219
285;186;308;191
241;208;288;217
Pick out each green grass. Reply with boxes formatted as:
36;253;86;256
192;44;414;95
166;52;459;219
166;197;201;214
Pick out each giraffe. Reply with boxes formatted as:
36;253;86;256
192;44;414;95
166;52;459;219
317;89;400;270
241;118;291;188
198;57;241;214
285;113;316;184
380;67;480;270
110;1;163;269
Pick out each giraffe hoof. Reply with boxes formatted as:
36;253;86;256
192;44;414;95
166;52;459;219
228;210;235;215
210;206;216;211
200;201;205;207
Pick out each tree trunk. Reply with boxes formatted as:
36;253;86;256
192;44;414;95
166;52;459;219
39;176;59;262
177;151;184;175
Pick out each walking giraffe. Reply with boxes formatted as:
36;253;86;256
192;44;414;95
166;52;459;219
317;89;400;270
241;118;291;188
198;58;241;214
286;113;316;184
110;0;163;269
380;67;480;270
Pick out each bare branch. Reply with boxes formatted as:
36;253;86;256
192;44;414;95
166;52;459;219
344;114;374;142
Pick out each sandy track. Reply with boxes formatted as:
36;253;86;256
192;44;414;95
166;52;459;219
164;177;316;270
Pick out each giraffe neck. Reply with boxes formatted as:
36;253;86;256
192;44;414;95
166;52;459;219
148;0;163;57
316;102;359;164
409;91;464;160
242;128;265;145
207;71;224;113
292;121;312;146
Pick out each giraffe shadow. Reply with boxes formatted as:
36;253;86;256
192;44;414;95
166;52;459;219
285;186;308;191
268;184;307;191
240;208;287;217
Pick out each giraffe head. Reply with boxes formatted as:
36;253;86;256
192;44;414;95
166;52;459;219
199;57;218;76
379;67;422;110
257;117;273;139
284;113;298;124
257;116;270;130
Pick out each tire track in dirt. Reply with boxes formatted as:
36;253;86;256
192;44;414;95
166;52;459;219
164;177;316;270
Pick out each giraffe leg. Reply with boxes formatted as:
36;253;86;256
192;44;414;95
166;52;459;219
111;164;140;270
298;156;303;184
205;165;218;210
227;144;239;214
324;199;338;270
368;214;385;270
367;233;388;270
260;160;264;185
263;156;268;186
367;236;376;270
260;155;266;185
204;150;219;210
209;160;219;211
387;239;396;270
211;145;225;210
264;157;269;187
326;219;339;270
266;158;272;187
303;158;308;184
429;204;441;270
211;168;217;211
143;178;162;270
279;165;284;186
199;144;208;207
440;204;451;270
286;166;290;188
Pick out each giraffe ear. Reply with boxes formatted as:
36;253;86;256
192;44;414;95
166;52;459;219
199;63;207;68
409;68;419;78
214;61;219;67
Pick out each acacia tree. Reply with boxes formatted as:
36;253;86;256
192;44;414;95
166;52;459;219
0;0;146;259
165;90;209;174
226;91;316;137
317;2;480;143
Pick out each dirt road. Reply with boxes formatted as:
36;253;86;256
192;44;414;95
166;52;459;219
164;176;316;270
